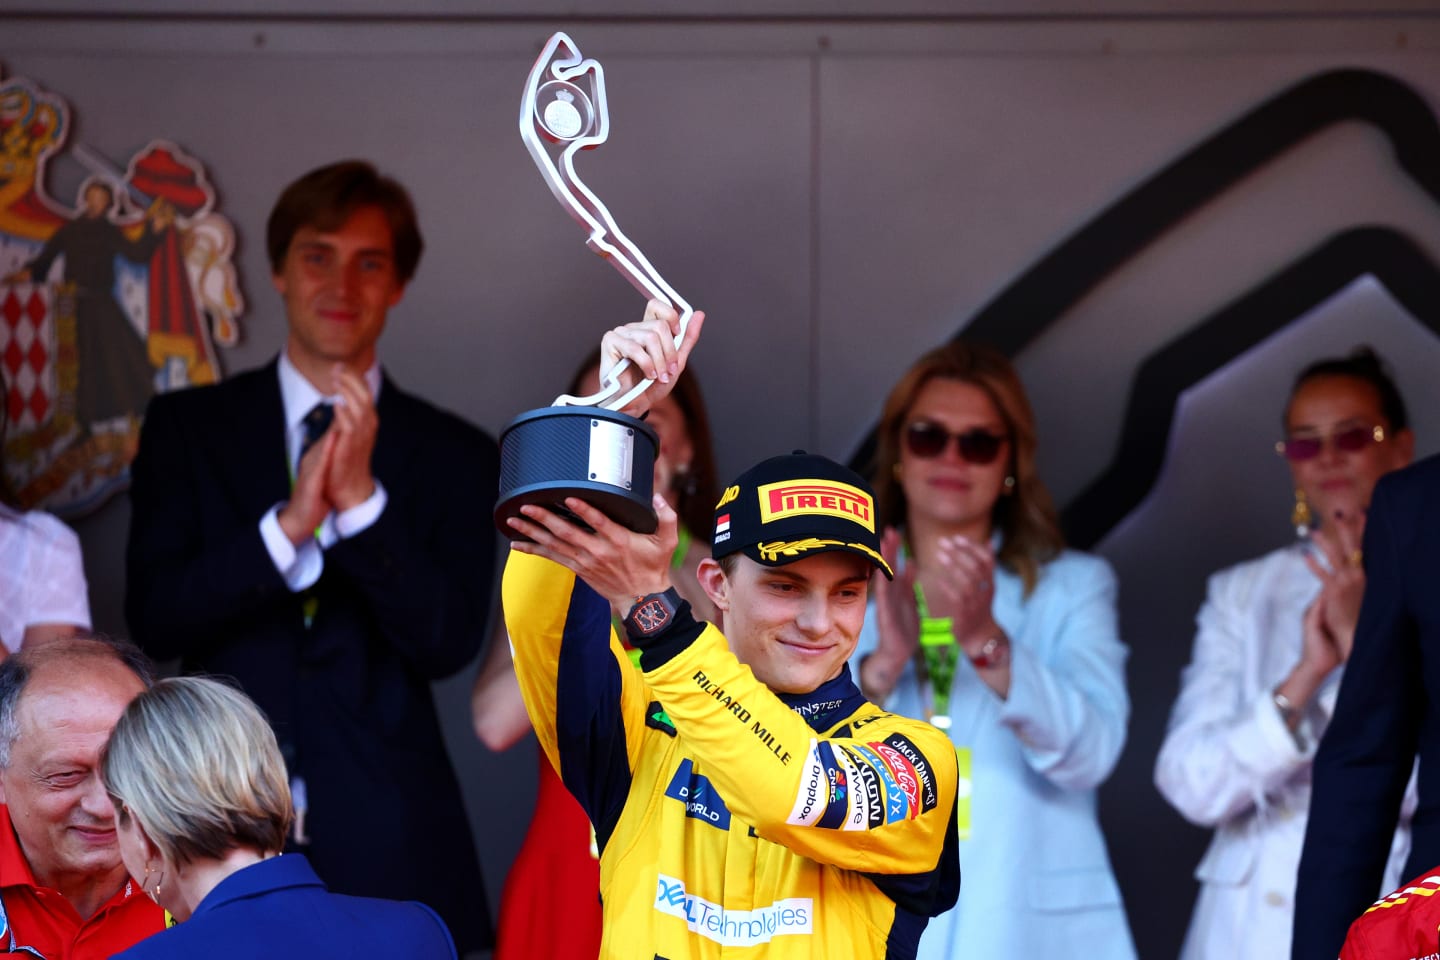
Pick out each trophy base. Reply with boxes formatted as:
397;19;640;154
495;405;659;541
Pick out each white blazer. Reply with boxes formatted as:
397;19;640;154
1155;543;1415;960
857;549;1136;959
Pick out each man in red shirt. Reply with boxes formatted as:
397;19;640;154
0;637;165;958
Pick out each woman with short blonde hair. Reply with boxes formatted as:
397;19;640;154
102;676;457;959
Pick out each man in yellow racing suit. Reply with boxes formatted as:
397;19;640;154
503;312;958;959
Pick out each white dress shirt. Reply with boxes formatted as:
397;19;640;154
258;352;387;591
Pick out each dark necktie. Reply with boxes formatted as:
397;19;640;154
294;401;333;633
299;401;334;464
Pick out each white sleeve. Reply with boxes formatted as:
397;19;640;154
330;479;387;542
259;504;323;591
26;514;91;629
995;556;1130;791
1154;567;1312;827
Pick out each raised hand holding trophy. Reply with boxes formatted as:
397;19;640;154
496;32;700;539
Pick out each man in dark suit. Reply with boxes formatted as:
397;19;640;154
125;160;496;953
1293;452;1440;959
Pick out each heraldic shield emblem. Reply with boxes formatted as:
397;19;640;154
0;69;244;515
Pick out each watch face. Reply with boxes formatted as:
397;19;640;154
633;598;672;634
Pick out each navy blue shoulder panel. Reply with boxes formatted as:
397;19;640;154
869;799;961;949
858;800;961;921
554;578;635;854
884;906;928;960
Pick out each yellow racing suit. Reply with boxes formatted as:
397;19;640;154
503;551;960;958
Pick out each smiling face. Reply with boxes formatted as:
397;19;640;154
897;378;1011;540
0;660;146;897
273;204;406;383
699;552;871;694
1284;374;1413;522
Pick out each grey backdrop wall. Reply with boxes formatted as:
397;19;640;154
5;5;1440;958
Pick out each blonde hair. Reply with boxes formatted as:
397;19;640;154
873;341;1063;595
101;677;292;865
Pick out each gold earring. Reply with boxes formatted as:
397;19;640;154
1291;488;1311;537
143;864;164;904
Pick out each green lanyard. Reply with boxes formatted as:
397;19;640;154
909;554;973;838
906;549;958;728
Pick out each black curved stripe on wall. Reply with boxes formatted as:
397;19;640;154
1061;226;1440;549
963;68;1440;354
848;68;1440;542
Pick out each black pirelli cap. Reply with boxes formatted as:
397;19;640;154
710;451;893;579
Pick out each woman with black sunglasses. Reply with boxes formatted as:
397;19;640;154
1155;346;1415;960
855;340;1136;959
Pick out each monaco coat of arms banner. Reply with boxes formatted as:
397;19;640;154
0;68;243;515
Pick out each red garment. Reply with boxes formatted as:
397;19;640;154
0;805;166;959
1340;868;1440;960
495;760;602;960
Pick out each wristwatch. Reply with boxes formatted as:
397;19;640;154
968;634;1010;670
624;588;683;640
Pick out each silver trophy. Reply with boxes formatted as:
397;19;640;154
496;32;697;538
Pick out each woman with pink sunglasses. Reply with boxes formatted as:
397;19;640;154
1155;347;1416;960
856;340;1136;959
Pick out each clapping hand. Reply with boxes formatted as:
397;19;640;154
919;535;1001;652
859;528;917;700
1304;507;1367;664
278;427;336;545
872;528;920;655
325;365;379;512
277;364;379;545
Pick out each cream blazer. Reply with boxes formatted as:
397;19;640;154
1155;543;1415;960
